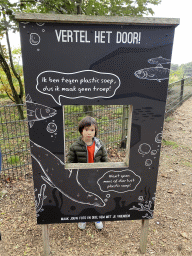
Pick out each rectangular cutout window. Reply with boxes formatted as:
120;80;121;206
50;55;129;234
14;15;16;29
63;105;133;169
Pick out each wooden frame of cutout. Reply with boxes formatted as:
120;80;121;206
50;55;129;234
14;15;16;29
16;13;179;225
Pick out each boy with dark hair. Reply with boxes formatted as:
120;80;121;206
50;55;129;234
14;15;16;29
67;116;108;229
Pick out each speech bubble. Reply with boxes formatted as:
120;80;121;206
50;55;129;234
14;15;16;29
97;169;141;193
36;70;121;105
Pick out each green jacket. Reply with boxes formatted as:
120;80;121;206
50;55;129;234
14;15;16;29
67;137;108;163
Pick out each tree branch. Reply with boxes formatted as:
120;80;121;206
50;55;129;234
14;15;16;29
0;52;18;102
5;27;24;103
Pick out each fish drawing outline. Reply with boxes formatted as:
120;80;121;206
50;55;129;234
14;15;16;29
35;184;47;216
26;94;57;128
148;56;171;65
30;139;105;207
134;64;170;82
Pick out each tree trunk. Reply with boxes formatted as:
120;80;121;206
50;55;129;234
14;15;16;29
0;52;24;120
83;106;93;116
77;0;82;14
122;105;129;140
0;15;25;120
6;29;24;103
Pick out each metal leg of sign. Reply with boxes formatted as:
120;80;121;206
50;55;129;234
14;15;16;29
140;219;149;254
42;224;50;255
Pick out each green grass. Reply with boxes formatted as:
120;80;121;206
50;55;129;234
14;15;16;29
165;116;174;122
65;119;73;126
162;139;179;149
7;155;20;165
112;107;123;116
0;94;9;99
107;134;121;143
99;116;109;121
182;161;192;168
65;105;83;113
116;118;122;124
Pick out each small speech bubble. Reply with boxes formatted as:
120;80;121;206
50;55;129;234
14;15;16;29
97;169;141;193
36;70;121;105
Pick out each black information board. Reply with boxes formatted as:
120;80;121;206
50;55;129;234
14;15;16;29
18;15;179;224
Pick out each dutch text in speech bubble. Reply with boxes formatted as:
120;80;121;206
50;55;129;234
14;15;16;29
36;70;121;105
97;169;141;193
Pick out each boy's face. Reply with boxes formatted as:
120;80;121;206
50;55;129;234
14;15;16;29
82;125;96;141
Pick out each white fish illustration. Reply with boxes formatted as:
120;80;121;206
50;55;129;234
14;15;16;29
30;140;105;207
134;65;170;82
148;56;171;65
26;94;57;128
